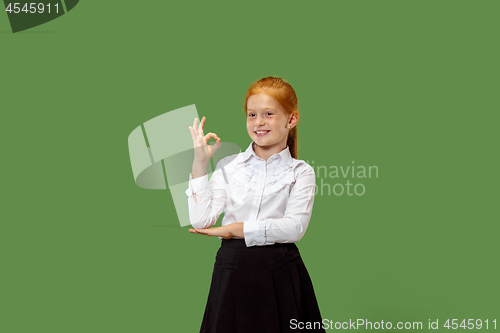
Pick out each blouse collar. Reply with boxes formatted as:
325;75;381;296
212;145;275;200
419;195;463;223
236;141;293;167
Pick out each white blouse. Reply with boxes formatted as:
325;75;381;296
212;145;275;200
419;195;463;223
184;141;316;247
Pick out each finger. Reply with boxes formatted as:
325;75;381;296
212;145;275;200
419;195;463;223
208;138;222;157
188;126;197;143
212;138;222;152
197;227;225;237
193;118;198;132
189;228;206;235
198;116;206;136
204;132;218;143
198;228;220;236
194;228;209;235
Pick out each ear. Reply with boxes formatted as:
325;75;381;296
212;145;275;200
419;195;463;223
287;111;299;129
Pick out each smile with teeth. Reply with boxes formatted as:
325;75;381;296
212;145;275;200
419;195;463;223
255;130;270;136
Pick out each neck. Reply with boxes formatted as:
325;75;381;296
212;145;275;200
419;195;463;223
253;142;287;162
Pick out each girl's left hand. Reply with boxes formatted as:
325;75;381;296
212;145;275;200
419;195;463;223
189;226;233;239
189;223;244;239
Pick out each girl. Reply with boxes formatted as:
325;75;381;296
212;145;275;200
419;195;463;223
185;77;325;333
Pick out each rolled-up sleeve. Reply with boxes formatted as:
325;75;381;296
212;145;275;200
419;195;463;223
185;164;227;229
243;165;316;247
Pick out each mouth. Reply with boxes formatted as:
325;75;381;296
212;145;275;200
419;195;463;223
255;130;270;137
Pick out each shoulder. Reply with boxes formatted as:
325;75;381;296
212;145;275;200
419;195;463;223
290;158;315;179
215;152;244;170
214;152;249;179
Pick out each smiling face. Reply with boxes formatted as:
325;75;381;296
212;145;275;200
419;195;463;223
246;92;298;160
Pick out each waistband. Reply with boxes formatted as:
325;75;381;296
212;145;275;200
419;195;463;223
221;238;298;250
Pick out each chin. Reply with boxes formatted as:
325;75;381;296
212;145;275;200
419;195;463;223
255;140;271;147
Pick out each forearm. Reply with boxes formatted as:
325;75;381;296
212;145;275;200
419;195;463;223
230;223;244;238
191;160;208;204
186;162;226;228
243;215;311;246
263;217;306;243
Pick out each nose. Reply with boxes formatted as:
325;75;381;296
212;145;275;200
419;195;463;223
256;115;265;126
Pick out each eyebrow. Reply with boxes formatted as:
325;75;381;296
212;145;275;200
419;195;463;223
247;107;276;112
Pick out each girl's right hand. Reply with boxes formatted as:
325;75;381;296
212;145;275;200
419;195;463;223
189;116;222;163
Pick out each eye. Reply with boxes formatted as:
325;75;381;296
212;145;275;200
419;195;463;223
248;113;255;117
266;112;273;116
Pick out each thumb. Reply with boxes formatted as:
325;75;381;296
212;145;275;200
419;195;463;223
211;138;222;155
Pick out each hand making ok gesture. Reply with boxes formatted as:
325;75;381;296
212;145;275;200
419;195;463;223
188;116;222;163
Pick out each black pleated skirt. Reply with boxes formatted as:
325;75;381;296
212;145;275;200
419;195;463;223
199;239;325;333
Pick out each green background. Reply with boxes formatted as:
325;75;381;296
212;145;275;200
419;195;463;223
1;1;498;332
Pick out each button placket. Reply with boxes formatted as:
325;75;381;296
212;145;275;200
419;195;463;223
248;161;261;220
255;161;268;220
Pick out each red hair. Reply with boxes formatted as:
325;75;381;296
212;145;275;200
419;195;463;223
244;76;300;159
